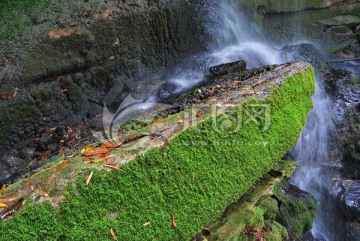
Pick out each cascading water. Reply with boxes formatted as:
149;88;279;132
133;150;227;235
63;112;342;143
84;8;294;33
289;78;343;241
166;0;282;92
105;1;343;239
203;0;343;240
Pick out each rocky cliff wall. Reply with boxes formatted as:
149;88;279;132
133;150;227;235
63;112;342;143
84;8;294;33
0;0;208;184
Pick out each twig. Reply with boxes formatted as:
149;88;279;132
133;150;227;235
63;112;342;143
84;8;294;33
326;57;360;63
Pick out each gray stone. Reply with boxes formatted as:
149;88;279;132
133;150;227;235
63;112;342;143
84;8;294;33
319;15;360;27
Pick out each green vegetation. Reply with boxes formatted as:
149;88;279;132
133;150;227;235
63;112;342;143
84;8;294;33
0;67;315;240
0;0;51;39
273;180;318;238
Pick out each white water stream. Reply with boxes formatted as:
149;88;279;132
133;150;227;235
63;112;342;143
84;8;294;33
165;2;339;239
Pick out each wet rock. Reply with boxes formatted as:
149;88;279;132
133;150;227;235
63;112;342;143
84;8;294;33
19;147;36;161
0;1;209;184
341;180;360;220
0;155;20;184
209;60;246;76
319;15;360;28
281;43;325;67
341;180;360;240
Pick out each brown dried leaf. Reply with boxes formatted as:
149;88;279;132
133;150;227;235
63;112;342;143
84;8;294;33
171;213;176;227
84;148;110;157
152;118;165;124
53;160;71;171
143;221;151;227
110;228;119;241
0;195;18;204
85;171;94;186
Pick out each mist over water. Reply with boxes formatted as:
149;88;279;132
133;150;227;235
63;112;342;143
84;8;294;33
167;0;282;92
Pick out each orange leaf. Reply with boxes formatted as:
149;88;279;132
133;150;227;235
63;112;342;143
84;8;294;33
0;198;23;220
84;148;110;157
110;228;119;241
23;180;33;185
152;118;165;124
0;195;18;204
85;171;93;186
53;160;71;171
101;142;119;148
171;213;176;227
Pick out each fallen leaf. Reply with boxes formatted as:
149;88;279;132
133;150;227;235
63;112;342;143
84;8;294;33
66;153;77;158
84;148;111;157
101;142;119;148
253;79;266;87
0;196;18;204
60;88;68;93
177;117;183;123
143;221;150;227
53;160;71;171
91;157;106;163
152;118;165;124
81;146;95;155
0;203;8;208
109;56;116;60
0;184;6;197
85;171;93;186
195;111;201;118
171;213;176;227
0;88;19;100
113;37;120;46
110;228;119;241
0;198;24;220
162;139;169;148
23;180;33;185
215;85;222;89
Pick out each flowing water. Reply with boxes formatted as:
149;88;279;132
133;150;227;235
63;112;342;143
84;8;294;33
106;1;341;239
162;3;341;239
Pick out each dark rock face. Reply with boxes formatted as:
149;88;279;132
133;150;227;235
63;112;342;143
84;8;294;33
0;0;208;184
209;60;246;76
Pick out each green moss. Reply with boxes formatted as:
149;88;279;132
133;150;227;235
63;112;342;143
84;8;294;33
0;0;51;39
324;43;349;53
264;220;289;241
0;67;315;240
260;197;279;221
274;181;318;238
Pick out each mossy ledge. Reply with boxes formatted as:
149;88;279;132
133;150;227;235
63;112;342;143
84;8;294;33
0;62;315;240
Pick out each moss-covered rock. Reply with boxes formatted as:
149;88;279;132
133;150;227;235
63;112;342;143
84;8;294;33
273;181;318;239
0;61;315;240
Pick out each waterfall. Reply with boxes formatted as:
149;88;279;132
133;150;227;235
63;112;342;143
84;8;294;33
166;0;282;93
289;79;342;241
